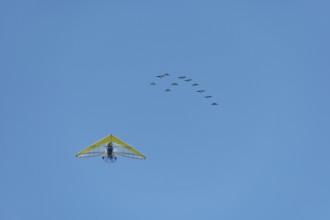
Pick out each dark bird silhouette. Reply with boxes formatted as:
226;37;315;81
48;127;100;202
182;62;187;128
211;102;218;105
150;82;156;85
197;90;206;93
185;79;192;82
192;83;199;86
165;89;171;92
171;82;178;86
204;95;212;98
178;76;186;79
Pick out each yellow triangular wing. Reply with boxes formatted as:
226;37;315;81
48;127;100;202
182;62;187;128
111;135;146;159
76;135;146;159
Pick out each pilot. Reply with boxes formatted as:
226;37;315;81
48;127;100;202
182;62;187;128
106;143;117;161
107;143;113;157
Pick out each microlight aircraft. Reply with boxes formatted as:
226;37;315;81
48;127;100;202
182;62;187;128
76;134;146;162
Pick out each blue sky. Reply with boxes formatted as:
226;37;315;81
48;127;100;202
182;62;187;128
1;1;330;219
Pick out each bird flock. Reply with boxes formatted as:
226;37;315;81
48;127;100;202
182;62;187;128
150;72;219;106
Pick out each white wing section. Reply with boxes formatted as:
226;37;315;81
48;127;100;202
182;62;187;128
112;143;145;159
76;146;106;158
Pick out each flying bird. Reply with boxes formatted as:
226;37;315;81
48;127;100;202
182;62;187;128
149;73;221;108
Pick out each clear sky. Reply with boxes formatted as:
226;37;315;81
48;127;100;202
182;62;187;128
1;1;330;219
